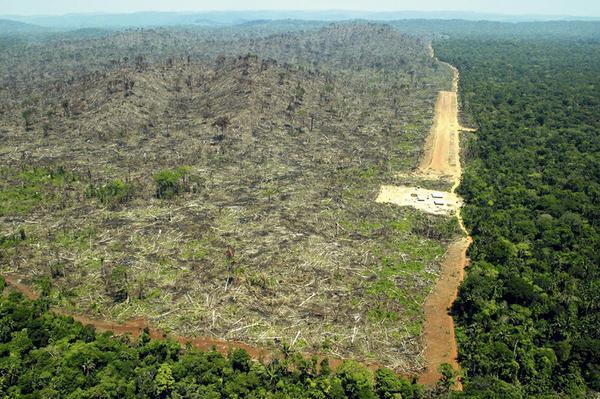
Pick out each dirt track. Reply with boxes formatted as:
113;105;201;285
376;43;472;387
418;90;461;179
417;56;473;388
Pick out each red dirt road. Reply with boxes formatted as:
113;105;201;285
418;235;471;387
417;57;473;388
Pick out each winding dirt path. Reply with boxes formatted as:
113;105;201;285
1;274;366;372
416;49;473;388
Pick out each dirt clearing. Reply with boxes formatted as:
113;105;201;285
419;91;461;179
376;185;462;215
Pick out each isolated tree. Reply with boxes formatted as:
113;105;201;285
134;54;145;71
61;99;70;116
213;116;230;133
21;109;34;131
294;82;305;102
224;245;236;291
123;77;135;96
108;265;128;303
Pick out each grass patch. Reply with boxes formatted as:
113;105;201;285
0;166;74;216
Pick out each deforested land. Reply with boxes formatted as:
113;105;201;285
0;23;460;374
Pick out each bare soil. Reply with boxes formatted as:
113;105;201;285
376;185;462;215
418;91;461;179
418;235;472;387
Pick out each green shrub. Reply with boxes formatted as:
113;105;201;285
0;166;71;216
336;361;377;399
375;368;422;399
153;169;184;199
86;179;132;206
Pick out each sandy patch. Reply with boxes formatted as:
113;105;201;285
376;185;462;215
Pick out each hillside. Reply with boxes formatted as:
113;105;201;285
0;19;48;35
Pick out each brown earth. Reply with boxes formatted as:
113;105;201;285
418;234;472;387
376;185;462;215
418;90;461;179
417;61;473;388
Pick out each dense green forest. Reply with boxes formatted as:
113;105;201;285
434;36;600;397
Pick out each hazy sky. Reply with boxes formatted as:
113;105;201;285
1;0;599;17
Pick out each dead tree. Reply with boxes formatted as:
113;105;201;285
224;246;236;291
213;116;230;133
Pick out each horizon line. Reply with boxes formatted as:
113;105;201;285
2;9;600;19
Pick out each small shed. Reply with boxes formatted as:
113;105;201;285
432;192;444;199
434;200;445;206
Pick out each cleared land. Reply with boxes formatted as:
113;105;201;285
419;91;460;178
0;24;457;375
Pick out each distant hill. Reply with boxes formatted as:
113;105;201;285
2;10;599;30
1;12;230;29
392;19;600;39
0;18;50;34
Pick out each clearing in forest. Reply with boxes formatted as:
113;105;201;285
376;186;461;215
